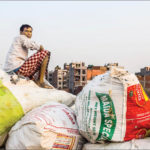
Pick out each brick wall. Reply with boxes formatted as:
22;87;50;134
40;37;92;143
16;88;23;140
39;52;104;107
137;75;150;97
87;68;106;80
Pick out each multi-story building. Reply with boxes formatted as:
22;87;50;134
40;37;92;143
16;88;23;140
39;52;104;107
69;62;87;94
52;66;69;90
48;62;124;94
48;71;53;85
136;67;150;76
136;67;150;96
64;63;70;70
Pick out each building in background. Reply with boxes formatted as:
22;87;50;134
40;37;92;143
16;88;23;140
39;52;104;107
104;62;124;70
48;71;53;85
136;67;150;96
87;65;107;81
49;65;69;91
64;63;70;70
136;67;150;76
87;63;124;81
69;62;87;94
48;62;124;95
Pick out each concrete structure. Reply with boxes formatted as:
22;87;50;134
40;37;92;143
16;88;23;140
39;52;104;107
136;75;150;97
48;62;124;94
105;62;124;70
136;67;150;96
64;63;70;70
69;62;87;93
48;71;53;85
87;65;107;80
87;63;124;81
136;67;150;76
53;67;69;90
48;66;69;90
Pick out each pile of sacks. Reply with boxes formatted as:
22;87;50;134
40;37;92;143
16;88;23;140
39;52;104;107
2;66;150;150
0;69;85;149
75;67;150;149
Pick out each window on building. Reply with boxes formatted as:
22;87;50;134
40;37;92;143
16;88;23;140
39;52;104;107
76;64;80;68
82;83;86;86
75;69;80;75
75;77;80;81
82;76;85;81
82;70;86;74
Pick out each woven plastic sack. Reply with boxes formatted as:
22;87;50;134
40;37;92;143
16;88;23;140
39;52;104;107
6;102;85;150
75;67;150;143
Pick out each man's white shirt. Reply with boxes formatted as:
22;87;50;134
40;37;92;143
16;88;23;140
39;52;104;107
3;35;40;72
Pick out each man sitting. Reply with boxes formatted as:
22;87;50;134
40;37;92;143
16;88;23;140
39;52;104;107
4;24;53;89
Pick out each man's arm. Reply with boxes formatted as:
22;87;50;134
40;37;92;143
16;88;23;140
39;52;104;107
20;35;44;51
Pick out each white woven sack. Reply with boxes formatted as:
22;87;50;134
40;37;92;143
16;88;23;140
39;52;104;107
6;102;85;150
75;67;149;143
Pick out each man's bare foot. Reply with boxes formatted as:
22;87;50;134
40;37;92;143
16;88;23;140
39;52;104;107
35;80;53;89
40;82;54;89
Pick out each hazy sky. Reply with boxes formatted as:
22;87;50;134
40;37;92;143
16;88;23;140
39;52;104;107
1;1;150;73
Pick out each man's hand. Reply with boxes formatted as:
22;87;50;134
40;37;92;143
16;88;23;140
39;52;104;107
39;45;44;51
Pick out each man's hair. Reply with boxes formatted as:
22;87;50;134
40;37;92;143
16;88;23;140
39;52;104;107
20;24;33;32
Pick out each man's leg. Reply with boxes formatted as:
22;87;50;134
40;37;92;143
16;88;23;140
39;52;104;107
16;50;53;89
36;55;53;89
40;55;48;83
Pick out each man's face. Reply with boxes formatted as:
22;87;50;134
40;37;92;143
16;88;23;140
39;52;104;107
20;27;32;38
